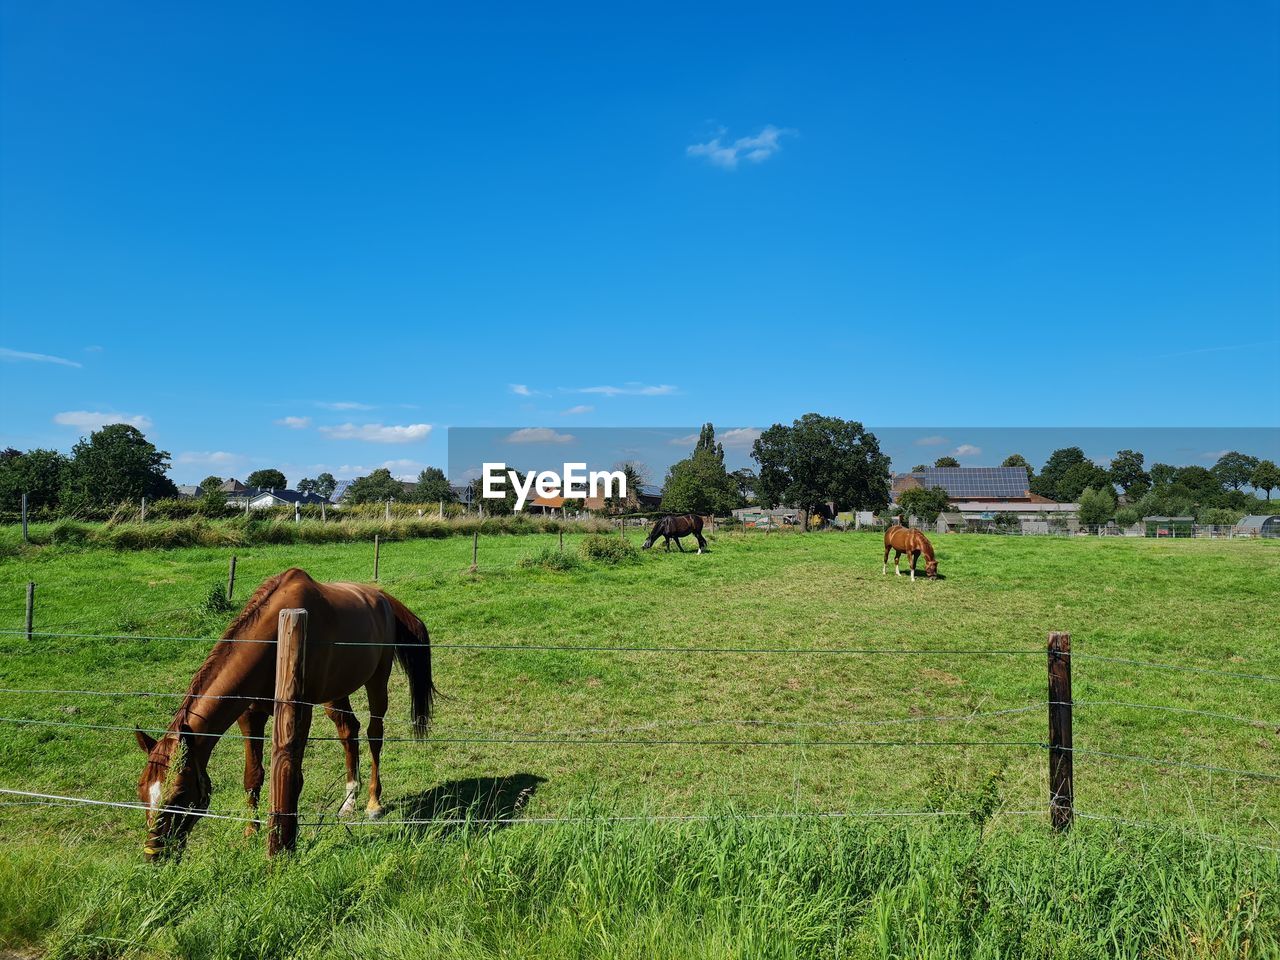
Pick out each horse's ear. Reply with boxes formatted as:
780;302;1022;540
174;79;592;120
135;728;157;753
177;722;195;746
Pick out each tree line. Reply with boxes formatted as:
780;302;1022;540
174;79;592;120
2;420;1276;525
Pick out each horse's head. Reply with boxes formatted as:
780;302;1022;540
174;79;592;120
642;517;665;549
925;558;938;579
134;724;210;862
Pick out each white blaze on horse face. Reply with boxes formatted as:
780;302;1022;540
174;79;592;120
149;779;162;813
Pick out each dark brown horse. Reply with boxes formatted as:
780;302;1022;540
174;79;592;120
883;523;938;581
133;568;434;860
642;514;709;553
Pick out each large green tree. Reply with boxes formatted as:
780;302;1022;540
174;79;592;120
1031;447;1088;501
198;475;224;492
1212;452;1260;491
60;425;177;511
661;426;739;516
1149;463;1178;488
898;486;951;525
345;468;408;504
933;456;960;468
1250;460;1279;501
751;414;890;527
0;447;71;512
314;473;337;499
247;469;287;490
413;467;454;503
1108;450;1149;500
1078;486;1117;525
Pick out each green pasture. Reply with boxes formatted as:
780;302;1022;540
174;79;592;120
0;531;1277;957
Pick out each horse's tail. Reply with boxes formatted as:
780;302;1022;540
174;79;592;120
384;594;435;738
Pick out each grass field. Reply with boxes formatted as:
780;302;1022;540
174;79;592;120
0;530;1277;957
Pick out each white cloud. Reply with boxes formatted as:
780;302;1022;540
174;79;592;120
317;401;375;411
275;416;311;429
914;435;949;447
332;459;428;480
53;410;152;431
573;383;677;397
1201;449;1231;461
953;444;982;459
177;451;247;467
720;427;762;449
669;433;700;447
509;384;536;397
560;405;593;415
2;347;82;368
505;428;575;444
687;125;795;170
319;423;432;443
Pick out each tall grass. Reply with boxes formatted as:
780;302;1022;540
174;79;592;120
2;513;615;552
1;813;1274;959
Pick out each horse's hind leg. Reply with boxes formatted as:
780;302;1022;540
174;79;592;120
325;696;362;817
239;709;268;835
894;549;903;576
364;660;393;819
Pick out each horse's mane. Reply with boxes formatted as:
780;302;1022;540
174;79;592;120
221;571;290;640
914;531;936;559
171;571;291;730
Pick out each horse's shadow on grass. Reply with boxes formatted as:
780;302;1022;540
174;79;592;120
392;773;546;836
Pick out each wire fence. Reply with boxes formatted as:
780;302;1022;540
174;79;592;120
1;618;1277;853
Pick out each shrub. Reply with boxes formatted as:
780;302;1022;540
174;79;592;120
579;534;639;565
47;518;91;545
199;581;235;616
519;546;582;572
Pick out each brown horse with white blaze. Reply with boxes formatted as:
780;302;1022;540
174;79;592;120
883;523;938;580
642;514;709;553
133;567;434;861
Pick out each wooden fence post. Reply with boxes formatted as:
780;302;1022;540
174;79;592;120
558;529;564;553
439;499;444;519
226;555;237;602
21;493;29;543
268;608;310;856
140;497;147;522
1048;631;1074;832
373;535;381;581
25;582;35;641
469;530;478;573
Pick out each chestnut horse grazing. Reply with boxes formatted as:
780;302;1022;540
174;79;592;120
133;567;434;860
883;523;938;581
642;514;709;553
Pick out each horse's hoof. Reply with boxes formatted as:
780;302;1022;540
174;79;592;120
243;822;260;838
339;802;357;818
366;806;386;820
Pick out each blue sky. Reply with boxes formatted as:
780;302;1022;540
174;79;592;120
2;3;1277;484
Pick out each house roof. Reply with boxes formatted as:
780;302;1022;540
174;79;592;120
1236;515;1279;531
176;485;203;497
893;467;1034;501
252;489;329;505
219;478;251;493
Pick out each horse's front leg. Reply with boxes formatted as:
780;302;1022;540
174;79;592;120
325;696;362;817
694;529;708;554
239;709;268;836
910;550;918;581
674;535;686;552
663;536;672;552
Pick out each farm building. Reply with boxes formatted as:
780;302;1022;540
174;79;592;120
1236;515;1280;538
176;484;204;498
248;489;330;510
891;467;1078;528
1143;516;1194;537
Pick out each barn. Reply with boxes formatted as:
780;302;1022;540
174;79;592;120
1235;515;1280;538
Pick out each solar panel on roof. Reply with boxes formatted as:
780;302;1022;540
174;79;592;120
911;467;1029;499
